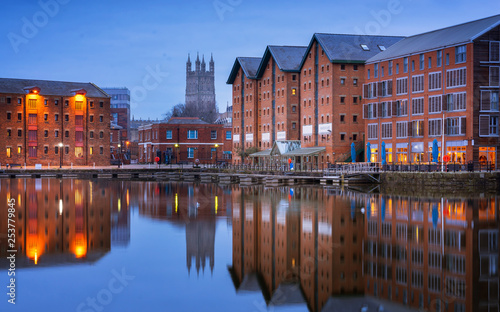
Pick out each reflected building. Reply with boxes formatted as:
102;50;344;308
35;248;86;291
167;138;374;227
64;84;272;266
130;182;232;276
230;186;499;312
0;179;111;268
363;195;499;312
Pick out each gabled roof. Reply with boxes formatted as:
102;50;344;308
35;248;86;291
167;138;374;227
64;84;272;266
166;117;209;125
0;78;109;97
299;34;405;68
368;14;500;63
255;46;307;77
226;57;262;84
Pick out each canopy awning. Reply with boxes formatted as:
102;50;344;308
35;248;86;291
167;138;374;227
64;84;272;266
283;147;326;156
248;149;271;157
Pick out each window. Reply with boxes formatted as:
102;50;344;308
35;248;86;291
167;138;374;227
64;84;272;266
396;77;408;95
187;147;194;158
481;90;499;111
89;115;94;123
226;131;232;140
411;60;415;71
100;146;103;154
340;114;345;123
99;131;104;138
28;146;37;158
429;119;442;136
428;72;442;91
363;82;377;99
412;120;424;137
340;96;345;104
75;115;83;126
75;131;83;143
17;98;22;105
44;130;48;137
353;64;358;71
455;45;466;63
55;114;59;121
75;101;83;110
89;101;94;108
396;63;399;74
18;130;22;137
7;129;11;137
353;115;358;123
379;80;392;96
412;97;424;115
65;114;69;122
367;69;370;80
374;64;379;78
75;147;83;158
437;50;442;67
44;113;48;121
419;54;424;70
428;274;441;293
396;121;408;138
379;101;391;117
211;130;217;139
388;60;393;75
7;112;11;120
447;68;466;88
340;133;345;141
446;53;450;65
6;147;12;158
89;147;93;155
353;96;358;104
361;44;369;51
65;131;69;138
381;123;392;139
446;116;466;135
89;131;94;138
404;57;408;72
166;130;172;139
396;267;407;285
291;88;296;95
479;115;499;136
367;124;378;140
428;57;432;69
187;130;198;139
18;113;22;121
341;64;345;70
55;130;59;138
363;103;377;119
28;99;36;109
99;115;103;122
353;78;358;86
446;92;466;111
65;146;69;154
99;101;104;108
54;146;59;155
6;97;11;104
429;95;442;113
490;66;500;86
44;146;48;154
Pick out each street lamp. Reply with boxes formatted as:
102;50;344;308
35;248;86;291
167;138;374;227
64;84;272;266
117;144;122;168
174;144;179;164
58;142;63;168
214;144;219;164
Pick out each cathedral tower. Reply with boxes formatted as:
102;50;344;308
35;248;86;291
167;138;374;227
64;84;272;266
185;53;216;116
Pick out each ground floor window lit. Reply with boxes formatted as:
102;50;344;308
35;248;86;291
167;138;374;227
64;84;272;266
446;141;466;163
370;144;378;162
411;142;424;163
479;146;496;167
396;143;408;163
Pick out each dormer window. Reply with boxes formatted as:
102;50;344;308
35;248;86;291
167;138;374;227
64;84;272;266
361;44;370;51
378;45;386;51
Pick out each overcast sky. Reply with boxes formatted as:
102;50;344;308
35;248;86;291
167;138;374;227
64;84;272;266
1;0;499;119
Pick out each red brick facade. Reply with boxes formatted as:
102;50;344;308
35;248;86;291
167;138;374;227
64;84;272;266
363;22;500;168
0;80;110;167
138;117;231;164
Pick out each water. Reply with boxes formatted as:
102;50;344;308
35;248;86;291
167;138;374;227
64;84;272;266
0;179;498;312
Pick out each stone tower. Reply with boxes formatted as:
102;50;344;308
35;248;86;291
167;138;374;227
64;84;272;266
185;53;216;115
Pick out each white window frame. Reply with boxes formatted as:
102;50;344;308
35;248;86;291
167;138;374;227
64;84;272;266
396;77;408;95
187;130;198;139
412;74;424;93
490;41;500;63
211;130;217;140
490;66;499;87
166;130;172;139
367;123;378;140
428;95;442;114
428;118;442;137
381;122;392;139
455;45;466;64
412;97;424;115
396;121;408;138
428;71;442;91
446;67;467;88
187;147;194;158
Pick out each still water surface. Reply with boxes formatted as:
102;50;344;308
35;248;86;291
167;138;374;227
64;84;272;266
0;179;498;312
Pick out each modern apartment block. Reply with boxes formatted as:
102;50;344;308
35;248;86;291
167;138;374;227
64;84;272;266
102;87;131;142
0;78;111;166
363;14;500;167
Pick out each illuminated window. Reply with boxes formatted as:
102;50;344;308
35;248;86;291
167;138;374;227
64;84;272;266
28;99;36;109
75;147;84;158
89;147;93;155
292;88;296;95
17;146;21;154
75;101;83;110
28;146;37;158
6;147;11;158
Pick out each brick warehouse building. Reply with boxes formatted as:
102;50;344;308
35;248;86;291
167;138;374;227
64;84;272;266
228;36;404;165
138;117;231;164
0;78;110;167
363;14;500;168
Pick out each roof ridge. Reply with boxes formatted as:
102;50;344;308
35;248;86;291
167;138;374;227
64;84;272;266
268;45;308;48
403;13;500;39
313;33;405;38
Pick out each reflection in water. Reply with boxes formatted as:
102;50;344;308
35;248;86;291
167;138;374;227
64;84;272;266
230;186;499;312
0;179;115;267
131;182;231;276
0;179;498;312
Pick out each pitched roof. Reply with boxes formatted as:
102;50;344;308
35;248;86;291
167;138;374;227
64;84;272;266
0;78;109;97
368;14;500;63
226;57;262;84
299;34;405;68
255;46;307;77
166;117;209;125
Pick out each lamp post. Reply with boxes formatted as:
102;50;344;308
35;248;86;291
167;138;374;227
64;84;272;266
214;144;219;165
174;144;179;164
58;142;63;168
117;143;121;168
